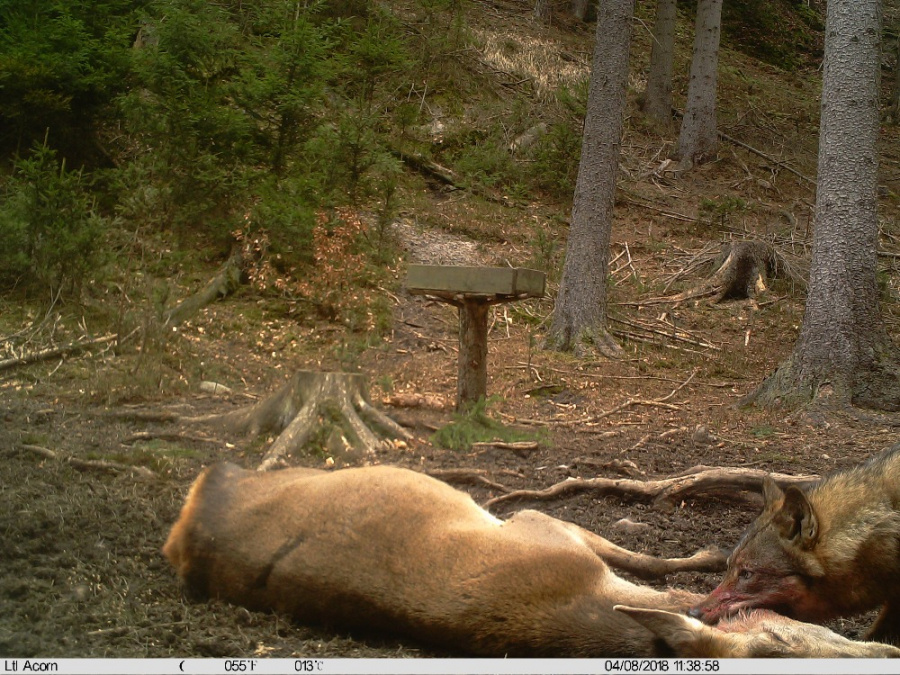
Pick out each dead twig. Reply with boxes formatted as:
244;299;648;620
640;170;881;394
588;370;696;423
17;444;156;479
718;130;815;186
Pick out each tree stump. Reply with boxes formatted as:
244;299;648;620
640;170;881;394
209;371;412;471
665;241;788;305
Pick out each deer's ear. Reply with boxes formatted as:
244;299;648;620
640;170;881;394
773;486;818;549
615;606;733;658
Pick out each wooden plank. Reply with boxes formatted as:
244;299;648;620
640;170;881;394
407;265;545;298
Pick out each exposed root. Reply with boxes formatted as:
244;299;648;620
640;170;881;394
483;465;820;512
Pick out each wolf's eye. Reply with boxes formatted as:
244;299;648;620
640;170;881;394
738;568;754;581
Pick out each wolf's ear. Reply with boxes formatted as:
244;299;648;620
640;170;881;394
615;606;730;657
761;476;784;508
774;486;819;549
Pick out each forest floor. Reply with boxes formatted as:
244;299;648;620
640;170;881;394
4;1;900;662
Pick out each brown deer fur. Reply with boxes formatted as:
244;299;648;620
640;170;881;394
164;462;702;657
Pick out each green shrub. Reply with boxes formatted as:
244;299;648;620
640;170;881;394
0;141;109;296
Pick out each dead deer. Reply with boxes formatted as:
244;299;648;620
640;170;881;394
617;606;900;658
164;462;724;657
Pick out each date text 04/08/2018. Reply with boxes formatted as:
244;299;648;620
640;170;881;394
603;659;721;673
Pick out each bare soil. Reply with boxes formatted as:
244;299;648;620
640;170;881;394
3;2;900;661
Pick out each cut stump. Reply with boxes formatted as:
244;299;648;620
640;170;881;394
206;371;412;471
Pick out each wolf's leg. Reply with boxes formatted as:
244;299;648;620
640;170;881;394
866;601;900;645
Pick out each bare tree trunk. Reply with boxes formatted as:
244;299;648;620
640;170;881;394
544;0;634;358
746;0;900;410
534;0;551;23
674;0;722;168
643;0;677;127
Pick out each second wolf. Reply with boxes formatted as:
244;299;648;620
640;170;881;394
690;444;900;644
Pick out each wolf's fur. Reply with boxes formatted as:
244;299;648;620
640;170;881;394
618;606;900;658
690;445;900;644
164;462;710;657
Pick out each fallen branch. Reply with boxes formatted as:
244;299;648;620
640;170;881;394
482;465;820;512
391;147;512;205
718;130;815;186
164;248;244;326
471;440;539;452
587;371;696;423
17;444;156;479
0;334;117;373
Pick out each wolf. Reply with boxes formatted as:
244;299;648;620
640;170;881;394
164;462;724;657
689;444;900;644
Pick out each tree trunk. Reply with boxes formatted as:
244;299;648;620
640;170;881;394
534;0;551;23
674;0;722;168
544;0;634;358
746;0;900;410
643;0;677;127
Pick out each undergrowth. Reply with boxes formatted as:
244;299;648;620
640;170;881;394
431;396;545;451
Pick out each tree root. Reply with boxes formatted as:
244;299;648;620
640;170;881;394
483;465;820;512
543;324;625;359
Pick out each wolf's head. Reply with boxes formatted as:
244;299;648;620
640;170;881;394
689;478;833;624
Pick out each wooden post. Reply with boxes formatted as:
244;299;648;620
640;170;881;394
405;265;546;412
458;299;490;409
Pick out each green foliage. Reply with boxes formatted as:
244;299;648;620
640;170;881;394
528;121;581;200
699;196;747;228
0;0;138;159
453;136;518;190
0;140;109;296
526;222;562;279
431;396;543;451
236;0;336;175
119;0;258;226
524;80;587;200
